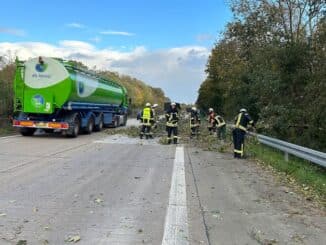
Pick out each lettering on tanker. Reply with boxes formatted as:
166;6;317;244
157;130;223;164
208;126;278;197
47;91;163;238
25;57;69;89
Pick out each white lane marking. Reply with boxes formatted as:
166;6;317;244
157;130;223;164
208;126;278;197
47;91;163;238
162;146;189;245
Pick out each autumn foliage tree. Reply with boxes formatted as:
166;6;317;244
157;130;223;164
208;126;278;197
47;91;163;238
197;0;326;151
100;71;166;110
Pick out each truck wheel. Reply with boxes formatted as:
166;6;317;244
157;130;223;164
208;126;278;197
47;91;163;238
67;114;80;138
84;116;94;134
122;115;127;126
20;127;36;136
113;117;119;128
94;114;104;132
44;129;54;134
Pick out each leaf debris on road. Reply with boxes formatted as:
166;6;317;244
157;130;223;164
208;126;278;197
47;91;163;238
94;198;103;204
16;240;27;245
65;235;81;243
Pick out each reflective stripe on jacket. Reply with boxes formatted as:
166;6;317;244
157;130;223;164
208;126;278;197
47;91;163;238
215;115;226;128
234;112;253;132
166;110;178;127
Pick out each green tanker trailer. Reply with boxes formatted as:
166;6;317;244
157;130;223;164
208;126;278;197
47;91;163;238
13;57;129;137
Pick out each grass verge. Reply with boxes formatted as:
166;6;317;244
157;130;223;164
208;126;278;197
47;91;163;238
247;137;326;205
0;123;17;136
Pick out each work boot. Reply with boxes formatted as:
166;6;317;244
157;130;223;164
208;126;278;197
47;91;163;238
173;138;178;144
234;153;241;158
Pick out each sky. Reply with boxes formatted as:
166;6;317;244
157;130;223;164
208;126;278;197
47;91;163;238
0;0;232;103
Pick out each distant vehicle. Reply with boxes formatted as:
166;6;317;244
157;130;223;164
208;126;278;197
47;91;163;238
13;57;129;137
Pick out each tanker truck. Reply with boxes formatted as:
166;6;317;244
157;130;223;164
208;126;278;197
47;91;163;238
12;57;129;137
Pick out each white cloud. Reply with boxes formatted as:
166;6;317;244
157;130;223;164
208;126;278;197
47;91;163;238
66;23;86;29
196;33;214;42
0;27;26;36
99;30;135;36
90;36;101;43
59;40;95;51
0;41;209;103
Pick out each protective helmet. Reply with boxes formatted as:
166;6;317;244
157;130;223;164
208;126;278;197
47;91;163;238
192;106;197;111
208;108;214;112
152;103;158;108
240;108;247;112
146;102;151;107
171;102;176;106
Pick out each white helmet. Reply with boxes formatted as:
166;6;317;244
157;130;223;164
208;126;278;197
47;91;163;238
146;102;151;107
192;106;197;111
240;108;247;112
152;103;158;108
208;108;214;112
171;102;176;106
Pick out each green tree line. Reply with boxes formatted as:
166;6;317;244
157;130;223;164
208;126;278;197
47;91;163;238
197;0;326;151
0;64;15;125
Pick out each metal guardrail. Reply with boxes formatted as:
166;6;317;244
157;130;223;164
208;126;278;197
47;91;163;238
248;132;326;168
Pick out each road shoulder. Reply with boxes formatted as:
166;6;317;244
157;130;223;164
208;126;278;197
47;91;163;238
185;147;326;245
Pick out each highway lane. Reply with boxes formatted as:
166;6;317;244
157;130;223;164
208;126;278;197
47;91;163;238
0;132;178;244
0;130;325;244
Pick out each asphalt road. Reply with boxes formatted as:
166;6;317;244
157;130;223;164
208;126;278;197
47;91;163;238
0;127;325;244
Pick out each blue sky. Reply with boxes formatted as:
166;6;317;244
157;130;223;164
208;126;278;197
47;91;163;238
0;0;232;103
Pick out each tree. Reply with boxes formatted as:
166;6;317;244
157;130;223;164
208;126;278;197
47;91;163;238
197;0;326;150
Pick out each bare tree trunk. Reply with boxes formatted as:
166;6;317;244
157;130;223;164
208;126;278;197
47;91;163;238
285;0;294;43
277;0;290;40
296;1;308;41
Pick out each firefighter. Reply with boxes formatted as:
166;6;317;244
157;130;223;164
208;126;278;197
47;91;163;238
207;108;216;134
232;108;254;158
140;102;154;139
215;114;226;140
166;102;179;144
190;106;200;138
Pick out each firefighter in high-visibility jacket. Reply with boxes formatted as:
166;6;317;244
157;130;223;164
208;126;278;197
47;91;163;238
140;102;154;139
232;108;254;158
190;107;200;138
215;114;226;140
166;102;179;144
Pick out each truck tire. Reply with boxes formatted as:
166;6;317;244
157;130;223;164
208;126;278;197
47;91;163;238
44;129;54;134
66;113;80;138
113;117;119;128
122;115;127;126
84;116;94;134
20;127;36;136
94;114;104;132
